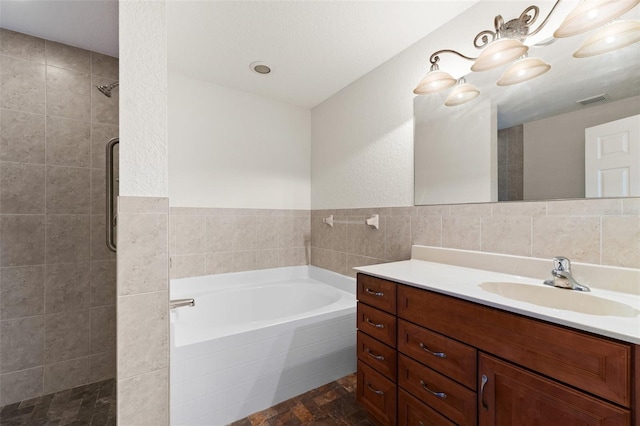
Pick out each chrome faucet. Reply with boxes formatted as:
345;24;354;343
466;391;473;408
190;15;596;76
170;298;195;309
543;257;590;292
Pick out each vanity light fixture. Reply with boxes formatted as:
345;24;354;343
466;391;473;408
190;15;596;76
444;78;480;107
413;63;457;95
573;20;640;57
471;38;529;72
497;54;551;86
553;0;639;38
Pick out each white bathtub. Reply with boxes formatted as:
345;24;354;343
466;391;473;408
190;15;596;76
170;266;357;425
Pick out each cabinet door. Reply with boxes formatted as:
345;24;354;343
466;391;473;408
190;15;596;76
357;360;397;426
478;354;630;426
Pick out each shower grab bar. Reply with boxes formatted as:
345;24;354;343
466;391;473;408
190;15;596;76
106;137;119;252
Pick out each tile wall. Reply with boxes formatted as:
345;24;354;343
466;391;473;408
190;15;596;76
310;197;640;278
0;29;119;405
169;208;310;279
497;124;523;201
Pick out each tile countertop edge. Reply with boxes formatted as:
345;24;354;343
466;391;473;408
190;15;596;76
354;259;640;345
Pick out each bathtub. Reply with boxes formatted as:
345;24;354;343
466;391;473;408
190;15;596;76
170;266;357;425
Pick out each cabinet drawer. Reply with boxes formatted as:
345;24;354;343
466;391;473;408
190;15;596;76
479;353;630;426
357;303;397;347
398;354;476;426
358;274;396;314
358;360;397;426
398;320;476;390
398;388;456;426
398;284;632;407
358;331;397;381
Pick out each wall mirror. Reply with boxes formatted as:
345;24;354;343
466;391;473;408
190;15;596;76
414;4;640;206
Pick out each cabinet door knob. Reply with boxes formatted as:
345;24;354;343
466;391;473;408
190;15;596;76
481;374;489;410
419;380;447;399
365;347;385;361
365;317;385;329
365;288;384;297
419;342;447;358
365;381;384;395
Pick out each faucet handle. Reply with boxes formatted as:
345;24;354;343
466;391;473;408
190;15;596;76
552;256;571;272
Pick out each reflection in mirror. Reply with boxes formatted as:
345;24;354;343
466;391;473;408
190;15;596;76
414;5;640;206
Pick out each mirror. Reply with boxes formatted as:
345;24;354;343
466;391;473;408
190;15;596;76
414;9;640;206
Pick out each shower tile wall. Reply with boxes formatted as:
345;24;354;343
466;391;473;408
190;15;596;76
0;29;119;405
310;197;640;277
497;124;523;201
170;208;310;279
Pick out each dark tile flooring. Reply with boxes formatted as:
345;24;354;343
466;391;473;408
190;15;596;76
231;374;373;426
0;379;115;426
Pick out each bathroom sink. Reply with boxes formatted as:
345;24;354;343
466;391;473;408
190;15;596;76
479;282;639;317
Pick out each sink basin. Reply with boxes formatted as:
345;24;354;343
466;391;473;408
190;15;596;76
479;282;639;317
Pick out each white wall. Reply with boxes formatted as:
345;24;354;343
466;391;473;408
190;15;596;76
523;95;640;200
168;72;311;209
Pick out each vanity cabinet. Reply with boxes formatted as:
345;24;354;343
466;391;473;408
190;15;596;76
356;273;636;426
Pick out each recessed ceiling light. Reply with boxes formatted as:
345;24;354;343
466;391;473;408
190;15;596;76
250;61;272;75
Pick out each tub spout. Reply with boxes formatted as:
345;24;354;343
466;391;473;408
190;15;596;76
170;298;195;309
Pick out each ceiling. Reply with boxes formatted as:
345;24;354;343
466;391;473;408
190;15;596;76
168;1;477;108
0;0;119;57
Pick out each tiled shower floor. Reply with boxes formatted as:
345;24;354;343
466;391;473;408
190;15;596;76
0;379;115;426
0;374;369;426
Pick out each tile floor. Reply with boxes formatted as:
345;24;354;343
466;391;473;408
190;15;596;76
231;374;373;426
0;374;369;426
0;379;115;426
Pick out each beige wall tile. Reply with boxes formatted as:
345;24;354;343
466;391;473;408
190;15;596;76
256;250;279;270
278;247;308;267
389;206;417;216
45;262;90;314
385;216;411;261
91;52;118;80
491;201;546;216
622;198;640;215
45;41;90;73
90;168;106;215
310;247;346;276
363;217;385;259
118;368;169;426
602;216;640;268
46;165;90;214
0;109;45;163
0;29;45;63
233;216;257;251
90;214;116;261
44;309;90;364
346;255;385;278
532;216;600;264
118;291;168;379
45;116;90;167
43;356;89;394
90;260;116;307
481;216;532;256
119;196;168;214
346;222;365;255
1;56;46;113
450;204;492;216
92;76;119;125
0;367;43;406
256;216;280;250
170;254;205;279
90;305;116;354
118;213;168;295
0;215;45;266
205;215;234;253
0;162;45;214
174;215;205;255
45;66;90;120
90;122;118;169
45;214;90;263
205;252;234;275
233;250;257;272
411;215;441;247
547;198;622;216
0;316;44;373
417;205;450;216
0;265;45;320
442;216;481;251
279;216;309;248
88;350;116;383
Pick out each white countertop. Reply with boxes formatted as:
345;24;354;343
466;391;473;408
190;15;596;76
354;259;640;344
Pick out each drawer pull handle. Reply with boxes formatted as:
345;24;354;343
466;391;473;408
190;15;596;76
365;318;385;329
419;380;447;399
481;374;489;410
365;288;384;297
366;381;384;395
419;342;447;358
365;347;385;361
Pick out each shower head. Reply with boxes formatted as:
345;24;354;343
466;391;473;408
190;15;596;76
96;81;119;98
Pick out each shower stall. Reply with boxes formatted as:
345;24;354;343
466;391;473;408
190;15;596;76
0;28;119;419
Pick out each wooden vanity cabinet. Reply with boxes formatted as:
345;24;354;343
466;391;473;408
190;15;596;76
355;273;636;426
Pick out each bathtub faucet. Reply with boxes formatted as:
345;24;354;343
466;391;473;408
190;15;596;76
170;298;195;309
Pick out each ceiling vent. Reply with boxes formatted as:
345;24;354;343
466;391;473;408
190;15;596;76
576;93;610;106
